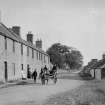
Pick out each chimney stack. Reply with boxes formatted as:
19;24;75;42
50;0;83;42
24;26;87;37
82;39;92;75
12;26;20;36
27;31;33;44
35;39;42;49
102;53;105;59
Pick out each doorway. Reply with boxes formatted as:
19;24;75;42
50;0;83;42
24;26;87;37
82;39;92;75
4;61;8;81
27;64;31;78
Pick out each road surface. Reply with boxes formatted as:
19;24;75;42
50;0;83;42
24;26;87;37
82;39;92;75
0;72;84;105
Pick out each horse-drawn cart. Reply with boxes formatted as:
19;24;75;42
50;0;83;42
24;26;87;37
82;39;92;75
39;70;57;85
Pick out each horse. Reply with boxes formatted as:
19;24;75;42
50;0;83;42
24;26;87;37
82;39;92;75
39;69;57;85
39;72;46;85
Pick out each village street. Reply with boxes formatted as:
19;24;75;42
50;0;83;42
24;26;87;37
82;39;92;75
0;71;84;105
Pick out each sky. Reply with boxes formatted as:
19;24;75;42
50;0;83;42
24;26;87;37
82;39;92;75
0;0;105;65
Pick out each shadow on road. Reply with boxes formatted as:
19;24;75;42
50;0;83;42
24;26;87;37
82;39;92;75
6;73;93;88
16;81;41;86
57;72;94;81
15;80;56;86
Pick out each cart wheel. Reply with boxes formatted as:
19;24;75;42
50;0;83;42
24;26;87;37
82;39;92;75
54;78;57;84
41;79;45;85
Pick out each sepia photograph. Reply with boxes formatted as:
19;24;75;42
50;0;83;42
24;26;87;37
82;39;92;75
0;0;105;105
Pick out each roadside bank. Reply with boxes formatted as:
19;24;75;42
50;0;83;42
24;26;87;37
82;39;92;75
45;80;105;105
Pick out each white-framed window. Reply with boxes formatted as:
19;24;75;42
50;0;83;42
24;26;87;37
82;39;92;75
21;44;23;55
41;53;42;60
13;40;15;52
27;46;29;56
44;55;46;63
12;63;15;76
36;51;38;60
39;53;40;60
32;49;34;58
4;36;7;50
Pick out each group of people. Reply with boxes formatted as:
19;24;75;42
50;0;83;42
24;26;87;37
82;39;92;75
32;65;49;83
40;64;57;77
39;64;57;85
21;64;57;84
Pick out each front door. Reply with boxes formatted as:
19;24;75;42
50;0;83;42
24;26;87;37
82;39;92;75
27;64;30;78
4;61;8;81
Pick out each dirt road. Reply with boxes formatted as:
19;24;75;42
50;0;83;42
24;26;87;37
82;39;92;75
0;73;84;105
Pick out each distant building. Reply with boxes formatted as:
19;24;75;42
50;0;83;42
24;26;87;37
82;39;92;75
0;22;50;82
35;39;42;49
89;57;105;80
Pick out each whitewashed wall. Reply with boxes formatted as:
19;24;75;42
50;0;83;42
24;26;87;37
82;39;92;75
90;69;95;78
0;33;50;82
0;35;5;81
95;69;101;80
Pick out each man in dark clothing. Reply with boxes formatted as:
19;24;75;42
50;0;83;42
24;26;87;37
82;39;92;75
52;64;57;73
44;65;48;73
52;64;57;71
49;64;57;75
39;68;45;85
32;69;37;83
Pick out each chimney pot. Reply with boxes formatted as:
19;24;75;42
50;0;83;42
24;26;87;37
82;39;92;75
36;39;42;49
27;32;33;44
12;26;20;36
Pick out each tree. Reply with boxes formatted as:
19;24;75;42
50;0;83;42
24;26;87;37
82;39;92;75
65;50;83;69
46;43;65;68
46;43;83;69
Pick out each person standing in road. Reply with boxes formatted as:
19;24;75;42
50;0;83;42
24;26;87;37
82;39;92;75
32;69;37;83
21;70;26;80
51;64;57;74
44;65;48;73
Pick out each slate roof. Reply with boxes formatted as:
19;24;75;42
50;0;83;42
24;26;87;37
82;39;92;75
93;58;105;69
86;58;105;70
84;57;105;71
0;22;48;56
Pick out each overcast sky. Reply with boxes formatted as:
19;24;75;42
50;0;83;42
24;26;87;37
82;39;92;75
0;0;105;65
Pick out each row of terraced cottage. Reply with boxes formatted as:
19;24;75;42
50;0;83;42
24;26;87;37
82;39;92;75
0;22;50;82
84;54;105;80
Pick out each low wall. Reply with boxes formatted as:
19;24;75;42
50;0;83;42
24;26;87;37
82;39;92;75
90;69;95;78
95;69;101;80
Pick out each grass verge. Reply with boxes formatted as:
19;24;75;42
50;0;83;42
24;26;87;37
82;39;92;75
45;80;105;105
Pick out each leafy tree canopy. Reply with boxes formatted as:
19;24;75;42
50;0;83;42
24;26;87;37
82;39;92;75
46;43;83;69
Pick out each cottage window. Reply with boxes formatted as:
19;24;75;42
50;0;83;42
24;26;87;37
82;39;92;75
27;47;29;56
39;53;40;60
12;63;15;75
41;53;42;60
32;49;34;58
4;36;7;50
44;55;46;63
21;44;23;55
48;57;50;64
13;40;15;52
36;51;38;60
